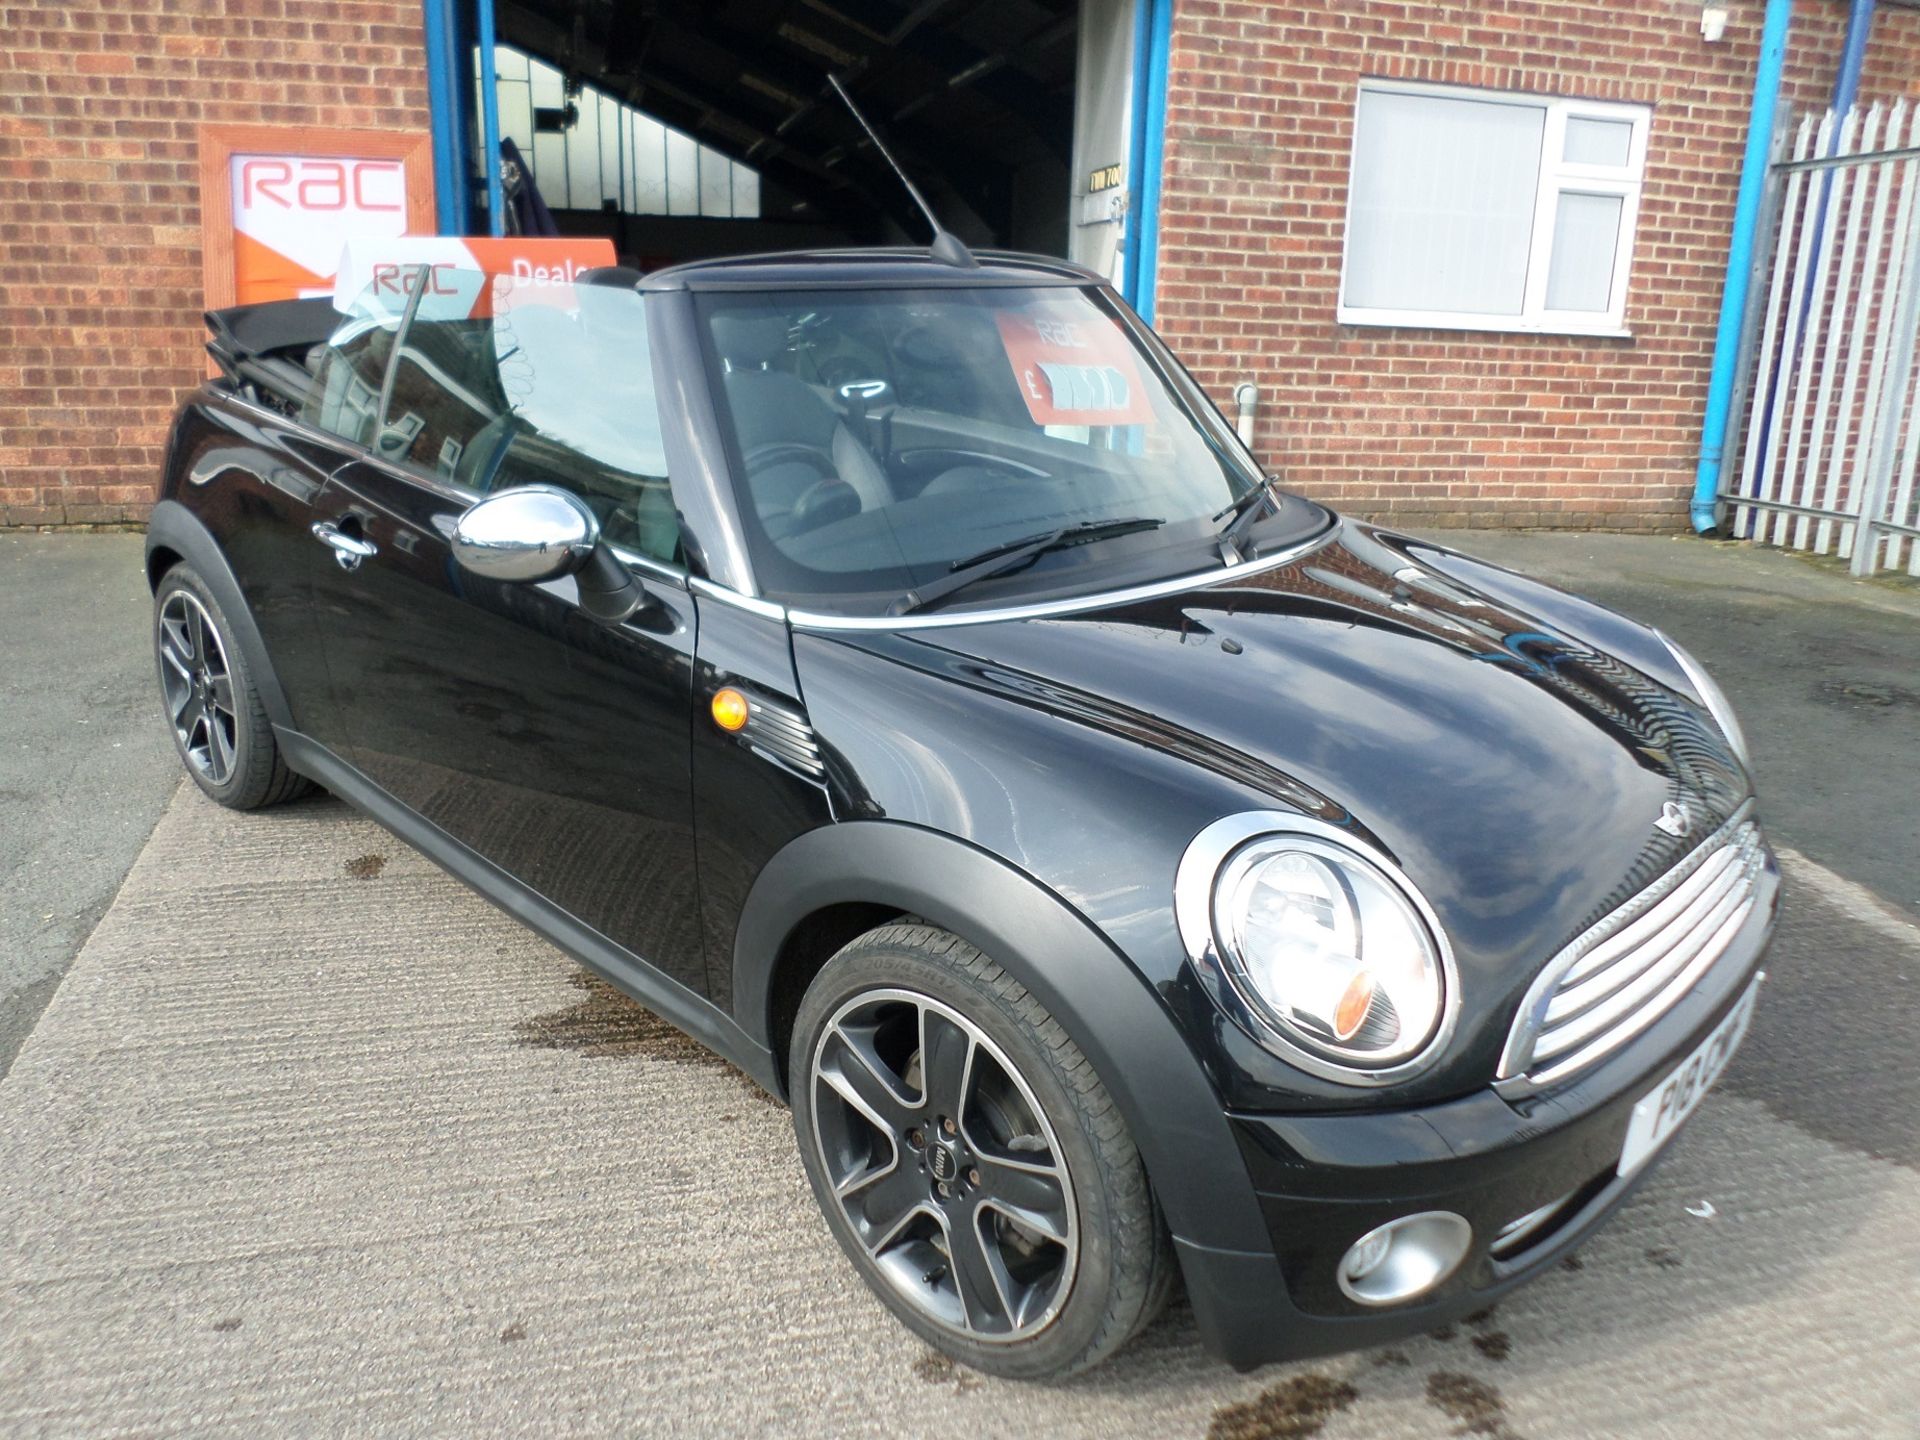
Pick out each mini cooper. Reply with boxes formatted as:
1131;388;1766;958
149;245;1774;1378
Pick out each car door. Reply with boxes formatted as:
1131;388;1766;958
301;267;709;994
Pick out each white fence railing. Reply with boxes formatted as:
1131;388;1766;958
1726;102;1920;577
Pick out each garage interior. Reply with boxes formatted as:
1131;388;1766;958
476;0;1087;270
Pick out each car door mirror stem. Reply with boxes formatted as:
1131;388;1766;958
574;543;646;624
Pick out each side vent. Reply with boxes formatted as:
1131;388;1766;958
739;693;825;780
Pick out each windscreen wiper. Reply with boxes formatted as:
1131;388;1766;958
888;517;1165;617
1214;476;1283;563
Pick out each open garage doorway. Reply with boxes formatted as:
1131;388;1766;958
435;0;1150;286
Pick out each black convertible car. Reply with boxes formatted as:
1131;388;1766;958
150;246;1774;1378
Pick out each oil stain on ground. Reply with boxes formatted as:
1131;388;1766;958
1464;1306;1510;1361
910;1351;983;1393
343;853;387;880
1206;1374;1359;1440
514;970;777;1103
1426;1371;1524;1438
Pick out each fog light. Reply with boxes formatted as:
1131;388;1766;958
1342;1228;1392;1283
1336;1211;1473;1307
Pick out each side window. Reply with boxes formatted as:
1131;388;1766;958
302;288;402;446
382;271;681;566
379;309;508;480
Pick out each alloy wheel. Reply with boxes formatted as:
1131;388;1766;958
809;988;1079;1343
157;590;238;786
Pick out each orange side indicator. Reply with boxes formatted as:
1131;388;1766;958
711;687;751;733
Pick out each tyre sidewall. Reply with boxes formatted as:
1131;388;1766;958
790;931;1136;1379
152;566;269;809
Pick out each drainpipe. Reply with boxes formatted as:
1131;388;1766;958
475;0;505;238
1232;381;1259;449
421;0;467;234
1690;0;1794;534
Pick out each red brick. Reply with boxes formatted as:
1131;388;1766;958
0;0;429;527
1154;0;1920;530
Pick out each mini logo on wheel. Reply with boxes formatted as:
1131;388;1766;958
928;1144;957;1182
1655;800;1692;838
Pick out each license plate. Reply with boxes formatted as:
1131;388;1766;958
1618;973;1763;1179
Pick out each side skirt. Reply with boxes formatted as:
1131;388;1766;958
277;727;781;1096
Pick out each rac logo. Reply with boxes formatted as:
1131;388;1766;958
240;157;403;213
370;262;460;298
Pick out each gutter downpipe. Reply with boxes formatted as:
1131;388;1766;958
475;0;505;238
421;0;467;234
1690;0;1794;533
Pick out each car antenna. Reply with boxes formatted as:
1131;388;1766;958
828;73;978;270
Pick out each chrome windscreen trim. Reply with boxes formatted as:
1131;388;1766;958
783;521;1337;633
689;577;788;619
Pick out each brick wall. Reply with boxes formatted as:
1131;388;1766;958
1155;0;1920;531
0;1;430;527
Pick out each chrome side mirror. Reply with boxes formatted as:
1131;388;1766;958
451;485;644;623
451;485;599;584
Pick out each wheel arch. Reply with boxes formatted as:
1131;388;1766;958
145;499;297;733
730;820;1275;1259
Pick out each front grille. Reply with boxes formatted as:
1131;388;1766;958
1497;805;1764;1095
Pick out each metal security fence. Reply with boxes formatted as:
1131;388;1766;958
1725;102;1920;577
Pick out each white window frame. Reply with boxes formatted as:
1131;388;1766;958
1337;79;1651;338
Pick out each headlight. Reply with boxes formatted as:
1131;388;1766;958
1175;814;1458;1086
1656;630;1751;769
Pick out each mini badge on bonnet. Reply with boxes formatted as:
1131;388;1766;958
1655;799;1693;838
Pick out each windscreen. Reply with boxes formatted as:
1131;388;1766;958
698;285;1283;612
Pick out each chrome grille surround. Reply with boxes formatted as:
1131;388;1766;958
1496;802;1764;1097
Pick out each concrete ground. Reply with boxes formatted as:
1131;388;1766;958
1;530;1917;1437
0;532;182;1079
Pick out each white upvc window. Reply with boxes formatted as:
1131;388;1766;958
1337;80;1651;337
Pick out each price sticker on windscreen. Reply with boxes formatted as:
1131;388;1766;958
995;306;1154;427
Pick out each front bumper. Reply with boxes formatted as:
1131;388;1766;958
1177;860;1777;1370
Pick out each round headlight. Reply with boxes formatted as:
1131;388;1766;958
1212;836;1447;1071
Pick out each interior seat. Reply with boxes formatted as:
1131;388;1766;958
711;311;893;531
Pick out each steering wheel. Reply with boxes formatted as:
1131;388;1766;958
788;477;861;534
743;440;836;476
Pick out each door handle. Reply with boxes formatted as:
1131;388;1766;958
311;521;378;572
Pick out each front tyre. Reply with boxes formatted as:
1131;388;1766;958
153;565;311;810
790;923;1172;1378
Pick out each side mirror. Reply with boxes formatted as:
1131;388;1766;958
451;485;643;623
451;485;598;583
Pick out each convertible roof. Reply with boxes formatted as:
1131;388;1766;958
637;247;1105;293
204;297;339;362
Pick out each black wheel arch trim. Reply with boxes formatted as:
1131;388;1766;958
144;499;296;733
730;819;1276;1260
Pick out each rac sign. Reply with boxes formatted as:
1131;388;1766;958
238;157;404;214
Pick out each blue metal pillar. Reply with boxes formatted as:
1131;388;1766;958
1831;0;1877;117
1122;0;1171;319
475;0;505;238
1690;0;1795;533
421;0;469;234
